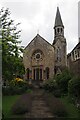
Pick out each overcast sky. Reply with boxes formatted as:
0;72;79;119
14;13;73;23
0;0;79;53
78;1;80;39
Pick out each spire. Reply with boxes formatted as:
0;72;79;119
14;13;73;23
54;7;64;27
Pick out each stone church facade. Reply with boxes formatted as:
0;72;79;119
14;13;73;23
23;7;67;82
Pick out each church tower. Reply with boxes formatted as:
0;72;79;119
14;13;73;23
53;7;67;74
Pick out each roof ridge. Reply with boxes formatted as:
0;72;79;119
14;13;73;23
24;34;53;50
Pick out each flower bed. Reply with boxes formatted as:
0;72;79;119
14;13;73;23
3;78;29;95
43;92;68;117
11;93;32;114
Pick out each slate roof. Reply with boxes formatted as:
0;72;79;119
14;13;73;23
24;34;54;50
54;7;64;27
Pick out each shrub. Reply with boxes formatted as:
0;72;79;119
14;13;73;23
2;86;18;95
43;79;58;92
43;68;72;96
10;78;28;87
44;93;68;117
11;93;32;114
2;86;11;95
68;76;80;100
43;79;62;97
52;89;62;97
55;69;72;94
3;78;29;95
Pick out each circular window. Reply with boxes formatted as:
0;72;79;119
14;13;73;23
36;53;40;59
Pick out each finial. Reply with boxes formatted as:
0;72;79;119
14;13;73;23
37;29;39;35
57;4;59;9
57;6;59;9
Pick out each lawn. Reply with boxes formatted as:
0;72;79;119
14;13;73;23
60;96;80;118
2;95;21;118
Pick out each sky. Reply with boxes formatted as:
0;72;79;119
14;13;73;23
78;1;80;40
0;0;79;53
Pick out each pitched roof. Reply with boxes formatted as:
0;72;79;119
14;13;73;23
24;34;54;50
54;7;64;27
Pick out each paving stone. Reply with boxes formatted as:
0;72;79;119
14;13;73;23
25;89;54;118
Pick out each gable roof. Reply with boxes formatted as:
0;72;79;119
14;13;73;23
67;41;80;57
24;34;54;50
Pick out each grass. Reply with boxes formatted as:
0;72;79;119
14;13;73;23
2;95;21;118
60;96;80;118
3;89;80;118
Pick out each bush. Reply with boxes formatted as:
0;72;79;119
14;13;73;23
43;79;58;92
3;78;29;95
68;76;80;100
10;78;28;87
44;93;68;117
2;86;23;95
11;93;32;114
43;68;72;96
52;89;62;97
55;69;72;94
43;79;62;97
2;86;12;95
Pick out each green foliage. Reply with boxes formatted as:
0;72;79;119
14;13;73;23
68;76;80;99
2;95;21;118
44;68;72;96
55;68;72;94
2;86;24;95
44;93;68;117
60;96;80;118
10;78;27;87
0;8;25;82
3;78;28;95
44;79;58;92
43;79;61;97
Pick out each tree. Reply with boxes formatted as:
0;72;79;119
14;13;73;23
0;8;25;83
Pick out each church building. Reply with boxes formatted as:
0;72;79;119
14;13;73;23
23;7;67;82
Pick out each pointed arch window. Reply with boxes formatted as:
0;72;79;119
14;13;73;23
57;47;61;62
46;67;49;79
61;28;63;33
57;28;60;33
55;29;57;36
26;68;29;80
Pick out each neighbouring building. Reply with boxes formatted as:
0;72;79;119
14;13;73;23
67;40;80;77
67;2;80;77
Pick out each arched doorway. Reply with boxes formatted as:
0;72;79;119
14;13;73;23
46;67;49;79
26;68;29;80
33;67;42;81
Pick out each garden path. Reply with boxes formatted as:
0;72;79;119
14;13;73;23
25;88;54;118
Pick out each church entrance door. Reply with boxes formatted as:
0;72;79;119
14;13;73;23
36;68;39;80
33;68;42;81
